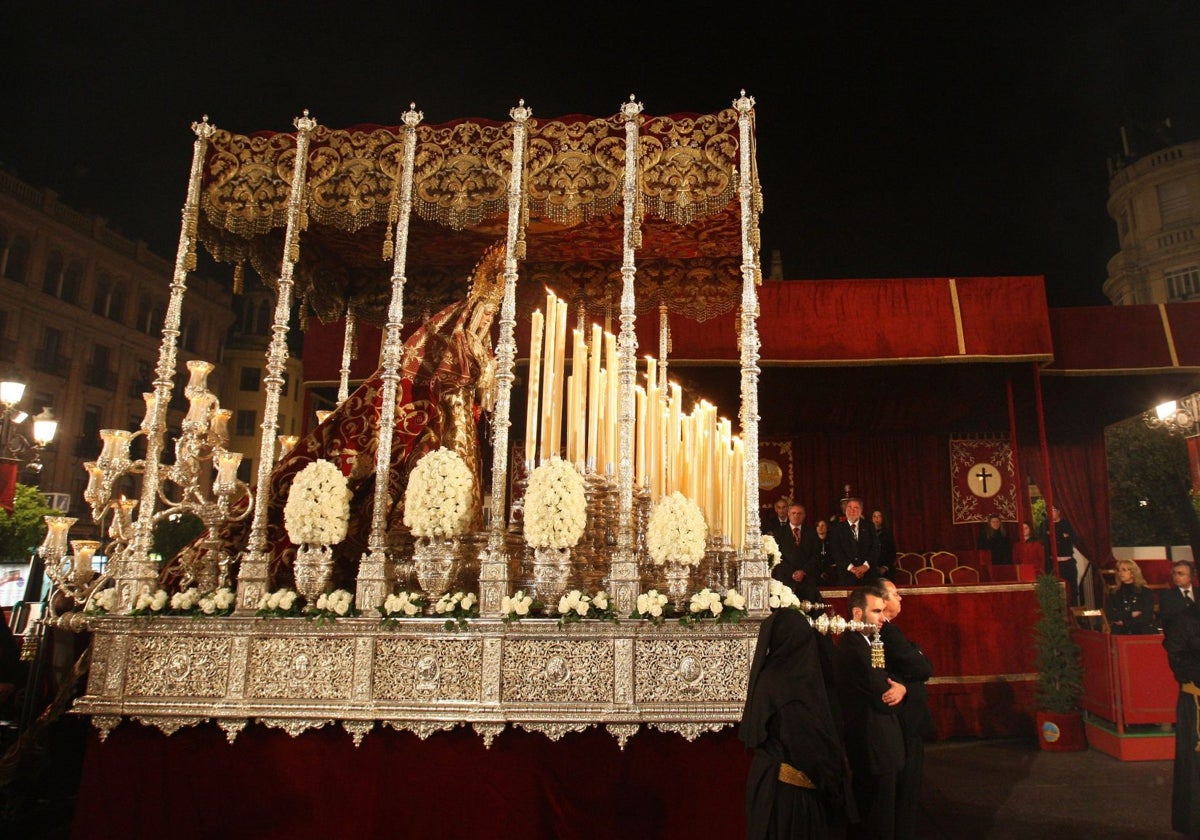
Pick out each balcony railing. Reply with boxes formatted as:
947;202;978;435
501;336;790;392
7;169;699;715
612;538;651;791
84;366;118;391
32;350;71;377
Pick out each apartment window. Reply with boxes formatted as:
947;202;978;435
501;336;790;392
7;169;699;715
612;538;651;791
281;371;289;397
42;326;63;356
1166;266;1200;301
62;260;83;304
93;273;112;316
182;318;199;351
137;297;163;335
1157;179;1192;226
5;235;30;283
239;367;261;391
235;409;257;437
237;458;253;483
42;250;64;295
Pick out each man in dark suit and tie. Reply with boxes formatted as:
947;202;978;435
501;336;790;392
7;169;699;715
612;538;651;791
835;586;906;840
761;495;790;534
878;579;935;840
1160;560;1199;627
771;503;821;605
831;497;881;586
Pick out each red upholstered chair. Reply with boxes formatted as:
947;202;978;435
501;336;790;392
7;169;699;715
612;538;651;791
913;566;946;586
929;551;959;575
889;568;914;586
895;552;926;573
949;565;980;585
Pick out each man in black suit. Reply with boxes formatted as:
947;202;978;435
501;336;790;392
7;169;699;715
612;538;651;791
771;503;821;605
761;495;790;534
878;579;935;840
831;497;881;586
1160;560;1199;627
835;586;905;840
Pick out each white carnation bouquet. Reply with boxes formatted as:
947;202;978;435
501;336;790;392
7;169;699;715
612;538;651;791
681;587;746;625
283;459;351;546
762;534;782;568
130;587;169;617
557;589;617;627
768;579;802;611
434;590;478;631
523;457;587;549
500;590;536;623
403;447;475;538
647;492;708;566
379;591;426;621
307;588;358;623
86;586;117;615
631;589;670;625
256;588;302;618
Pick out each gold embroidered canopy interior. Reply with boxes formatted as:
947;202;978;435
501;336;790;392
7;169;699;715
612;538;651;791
196;107;759;325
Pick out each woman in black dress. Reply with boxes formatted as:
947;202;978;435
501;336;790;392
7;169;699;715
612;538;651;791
1106;559;1157;634
871;509;897;576
741;609;848;838
978;515;1012;565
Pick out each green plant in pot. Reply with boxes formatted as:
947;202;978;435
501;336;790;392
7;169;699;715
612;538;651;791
1032;572;1086;750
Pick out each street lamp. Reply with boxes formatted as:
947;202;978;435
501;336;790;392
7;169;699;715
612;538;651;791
0;377;57;474
1144;393;1200;437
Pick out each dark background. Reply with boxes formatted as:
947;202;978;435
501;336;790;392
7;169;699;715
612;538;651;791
3;2;1199;306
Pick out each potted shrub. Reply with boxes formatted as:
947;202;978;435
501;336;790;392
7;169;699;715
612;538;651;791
1032;572;1086;750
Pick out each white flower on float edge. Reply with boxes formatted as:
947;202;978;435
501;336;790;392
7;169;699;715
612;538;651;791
382;591;424;617
283;459;352;547
635;589;668;619
501;590;533;618
768;579;802;610
523;457;587;549
646;492;707;566
761;534;782;568
403;447;475;539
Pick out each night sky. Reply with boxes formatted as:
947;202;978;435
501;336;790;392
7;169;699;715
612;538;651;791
3;3;1198;307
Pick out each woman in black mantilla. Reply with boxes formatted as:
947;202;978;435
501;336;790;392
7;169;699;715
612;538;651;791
740;609;849;838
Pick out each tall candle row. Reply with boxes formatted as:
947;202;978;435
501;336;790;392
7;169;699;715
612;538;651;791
523;289;746;550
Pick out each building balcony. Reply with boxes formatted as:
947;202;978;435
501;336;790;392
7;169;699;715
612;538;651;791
32;350;71;378
84;366;118;390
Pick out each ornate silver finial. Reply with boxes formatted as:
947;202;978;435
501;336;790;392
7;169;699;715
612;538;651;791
402;104;424;127
294;109;317;132
733;90;755;112
621;96;644;119
192;115;216;139
510;99;532;122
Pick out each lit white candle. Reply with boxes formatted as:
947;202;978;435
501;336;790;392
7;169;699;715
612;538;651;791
525;308;544;467
587;324;602;469
540;292;558;464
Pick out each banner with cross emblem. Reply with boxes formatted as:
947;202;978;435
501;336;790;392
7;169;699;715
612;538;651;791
950;437;1018;524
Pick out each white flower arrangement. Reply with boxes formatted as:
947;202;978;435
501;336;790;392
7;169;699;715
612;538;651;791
198;587;236;616
434;590;478;631
646;492;708;566
523;457;587;549
403;447;475;538
171;587;202;612
768;579;802;611
379;591;425;621
500;590;535;623
86;587;117;615
307;588;358;623
557;589;617;627
283;459;352;547
256;588;303;618
681;587;747;625
130;587;169;616
631;589;670;625
762;534;782;568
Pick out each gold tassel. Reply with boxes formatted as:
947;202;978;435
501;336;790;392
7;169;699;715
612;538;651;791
233;262;244;295
870;628;886;668
382;228;394;261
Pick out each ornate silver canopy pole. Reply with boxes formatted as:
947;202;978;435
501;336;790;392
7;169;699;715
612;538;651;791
337;303;357;405
478;101;532;618
733;92;768;614
355;105;423;611
114;116;215;613
610;96;644;616
235;111;318;611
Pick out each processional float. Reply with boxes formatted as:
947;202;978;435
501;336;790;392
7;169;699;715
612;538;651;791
51;94;871;747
